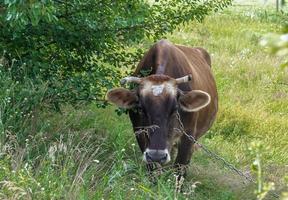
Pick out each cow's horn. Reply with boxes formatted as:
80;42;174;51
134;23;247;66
175;74;192;84
120;76;142;85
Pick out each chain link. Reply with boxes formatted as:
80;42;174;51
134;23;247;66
134;125;159;137
175;111;280;199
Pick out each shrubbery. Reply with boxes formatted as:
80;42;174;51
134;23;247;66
0;0;232;147
1;0;232;108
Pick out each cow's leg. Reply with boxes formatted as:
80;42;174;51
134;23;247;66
174;112;198;183
174;111;205;192
173;133;194;192
175;112;198;171
174;133;195;177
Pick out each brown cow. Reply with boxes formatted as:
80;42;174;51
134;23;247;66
107;39;218;176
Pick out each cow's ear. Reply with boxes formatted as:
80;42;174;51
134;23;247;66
178;90;211;112
106;88;138;109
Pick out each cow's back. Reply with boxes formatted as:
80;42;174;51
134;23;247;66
175;45;218;137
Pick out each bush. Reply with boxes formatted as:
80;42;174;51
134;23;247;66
0;0;232;108
0;0;232;156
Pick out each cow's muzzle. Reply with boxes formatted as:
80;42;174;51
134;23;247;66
143;149;171;164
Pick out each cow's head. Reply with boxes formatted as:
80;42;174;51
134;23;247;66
107;74;210;164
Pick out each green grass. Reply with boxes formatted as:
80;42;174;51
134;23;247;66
1;4;288;200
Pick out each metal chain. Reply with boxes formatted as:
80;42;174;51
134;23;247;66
134;125;159;137
132;112;280;198
175;111;280;199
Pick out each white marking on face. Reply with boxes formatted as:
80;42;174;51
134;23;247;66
141;81;176;96
165;82;177;96
151;84;164;96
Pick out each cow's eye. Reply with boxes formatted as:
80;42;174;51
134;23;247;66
137;105;149;117
136;104;144;114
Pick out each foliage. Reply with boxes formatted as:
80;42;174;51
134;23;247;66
0;0;232;109
248;141;288;200
0;127;106;199
0;0;232;165
0;105;239;200
0;158;45;199
0;69;48;147
248;141;275;200
260;25;288;68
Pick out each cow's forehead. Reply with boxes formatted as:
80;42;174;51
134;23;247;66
140;80;177;97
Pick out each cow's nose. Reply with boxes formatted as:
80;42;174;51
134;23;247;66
145;149;168;163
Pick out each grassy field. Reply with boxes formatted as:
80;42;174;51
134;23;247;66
1;3;288;200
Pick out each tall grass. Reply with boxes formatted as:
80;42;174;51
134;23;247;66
1;5;287;200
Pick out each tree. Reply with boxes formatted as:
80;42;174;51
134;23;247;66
0;0;233;113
